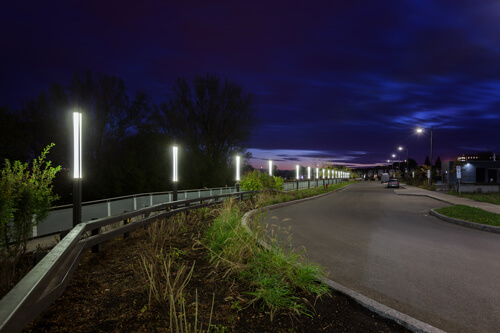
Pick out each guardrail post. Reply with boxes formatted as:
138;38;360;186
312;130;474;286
33;251;48;267
91;218;100;253
123;211;130;239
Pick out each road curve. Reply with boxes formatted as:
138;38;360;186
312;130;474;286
263;182;500;333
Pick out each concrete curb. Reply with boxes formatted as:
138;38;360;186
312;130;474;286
429;209;500;234
396;191;455;206
241;185;445;333
319;277;445;333
397;191;500;234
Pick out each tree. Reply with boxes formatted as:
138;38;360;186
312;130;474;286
435;156;442;170
407;158;418;170
424;156;431;166
1;71;156;203
154;73;257;189
0;107;27;162
66;72;154;200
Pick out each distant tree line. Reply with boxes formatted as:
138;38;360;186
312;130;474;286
0;71;257;204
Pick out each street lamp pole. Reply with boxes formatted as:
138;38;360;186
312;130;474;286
406;146;409;177
398;146;409;178
296;165;300;190
392;154;396;177
235;155;240;192
417;127;434;185
172;146;178;202
430;126;434;186
72;112;82;228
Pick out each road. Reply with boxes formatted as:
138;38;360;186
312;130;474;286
263;181;500;333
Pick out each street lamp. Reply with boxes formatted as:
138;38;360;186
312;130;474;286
417;127;434;185
399;146;409;178
235;155;240;192
268;160;272;176
307;166;311;188
396;148;402;176
172;146;178;201
296;165;300;190
391;154;397;177
235;156;240;181
73;112;82;227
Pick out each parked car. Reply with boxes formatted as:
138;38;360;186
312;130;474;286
386;178;399;188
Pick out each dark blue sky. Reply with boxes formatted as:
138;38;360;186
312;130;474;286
2;1;500;169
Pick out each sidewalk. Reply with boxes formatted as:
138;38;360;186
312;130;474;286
395;184;500;214
26;234;60;252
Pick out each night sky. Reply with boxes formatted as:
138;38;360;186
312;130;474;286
2;1;500;170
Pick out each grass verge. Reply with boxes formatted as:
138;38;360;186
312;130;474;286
448;191;500;205
435;205;500;227
202;182;353;320
257;181;353;207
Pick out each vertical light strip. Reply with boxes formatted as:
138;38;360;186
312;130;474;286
322;169;325;179
328;170;331;178
173;146;178;182
236;156;240;181
296;165;299;179
307;166;311;179
73;112;82;178
316;168;319;179
269;160;272;176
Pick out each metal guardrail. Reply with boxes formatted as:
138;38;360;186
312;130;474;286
34;186;240;238
0;190;255;332
283;178;342;191
34;180;344;238
0;179;347;332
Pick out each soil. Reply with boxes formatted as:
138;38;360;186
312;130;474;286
23;209;410;333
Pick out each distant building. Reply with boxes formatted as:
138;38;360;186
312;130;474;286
457;151;497;162
442;160;500;184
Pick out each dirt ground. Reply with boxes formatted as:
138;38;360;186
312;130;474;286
22;210;409;333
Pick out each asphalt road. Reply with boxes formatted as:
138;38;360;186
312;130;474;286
263;181;500;333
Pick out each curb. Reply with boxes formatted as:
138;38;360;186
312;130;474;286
397;191;500;234
241;185;445;333
429;209;500;234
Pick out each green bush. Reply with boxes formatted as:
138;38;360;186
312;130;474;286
240;170;284;191
0;143;60;258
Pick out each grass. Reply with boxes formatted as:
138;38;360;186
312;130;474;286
448;191;500;205
136;182;351;325
134;215;217;332
203;187;340;320
435;205;500;227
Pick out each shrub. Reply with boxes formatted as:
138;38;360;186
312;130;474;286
240;170;284;191
0;143;61;258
